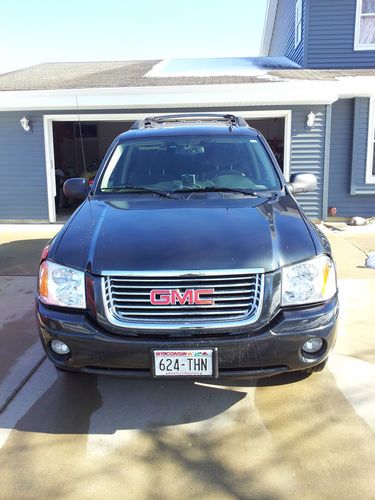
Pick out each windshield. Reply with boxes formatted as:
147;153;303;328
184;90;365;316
98;135;281;193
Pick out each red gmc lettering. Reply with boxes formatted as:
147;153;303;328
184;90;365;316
149;289;170;305
171;289;194;305
150;289;214;306
193;289;215;305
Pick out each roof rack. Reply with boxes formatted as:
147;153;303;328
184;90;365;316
130;113;248;130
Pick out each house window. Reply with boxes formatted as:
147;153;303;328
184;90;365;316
355;0;375;50
366;99;375;183
295;0;302;48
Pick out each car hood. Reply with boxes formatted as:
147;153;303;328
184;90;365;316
52;195;317;274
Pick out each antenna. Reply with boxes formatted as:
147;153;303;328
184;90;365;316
75;96;88;179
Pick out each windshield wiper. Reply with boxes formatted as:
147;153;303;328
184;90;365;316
173;186;260;197
100;185;174;198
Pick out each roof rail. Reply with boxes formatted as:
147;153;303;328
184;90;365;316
131;113;248;130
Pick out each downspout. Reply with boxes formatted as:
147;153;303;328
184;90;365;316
322;104;332;221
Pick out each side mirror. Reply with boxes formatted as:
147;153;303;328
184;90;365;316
287;173;317;194
63;178;89;200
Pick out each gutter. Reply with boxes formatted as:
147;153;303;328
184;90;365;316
0;77;374;112
0;81;340;111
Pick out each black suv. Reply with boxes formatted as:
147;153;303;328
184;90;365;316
37;114;338;379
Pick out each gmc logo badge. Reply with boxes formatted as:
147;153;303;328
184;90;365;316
150;289;215;306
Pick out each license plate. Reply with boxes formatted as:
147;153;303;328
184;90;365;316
152;349;216;377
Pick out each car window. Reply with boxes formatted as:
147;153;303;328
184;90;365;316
99;135;281;192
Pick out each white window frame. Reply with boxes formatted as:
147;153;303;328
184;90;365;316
365;98;375;183
354;0;375;51
295;0;303;48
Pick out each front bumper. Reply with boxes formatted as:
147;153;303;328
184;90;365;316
36;296;338;378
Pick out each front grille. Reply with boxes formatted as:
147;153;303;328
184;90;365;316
102;270;264;329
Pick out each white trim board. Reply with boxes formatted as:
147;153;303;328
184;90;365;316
43;110;292;222
43;116;56;223
260;0;279;56
365;98;375;184
294;0;303;49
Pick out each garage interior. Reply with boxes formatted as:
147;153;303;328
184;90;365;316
52;117;285;220
53;120;132;220
246;117;285;170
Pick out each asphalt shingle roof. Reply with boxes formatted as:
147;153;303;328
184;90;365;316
0;58;375;91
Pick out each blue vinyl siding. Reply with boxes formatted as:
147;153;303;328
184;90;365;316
290;106;325;219
0;112;48;220
328;99;375;218
269;0;305;66
307;0;375;68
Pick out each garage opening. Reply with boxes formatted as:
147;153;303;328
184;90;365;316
50;115;286;221
52;120;132;220
246;117;285;172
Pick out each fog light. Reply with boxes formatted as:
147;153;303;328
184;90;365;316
51;340;70;355
302;337;323;354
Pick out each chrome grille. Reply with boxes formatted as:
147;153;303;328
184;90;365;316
102;269;264;329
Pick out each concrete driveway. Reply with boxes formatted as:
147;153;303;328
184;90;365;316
0;224;374;499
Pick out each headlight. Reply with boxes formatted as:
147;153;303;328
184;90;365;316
39;260;86;309
281;255;337;306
